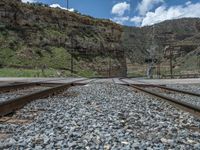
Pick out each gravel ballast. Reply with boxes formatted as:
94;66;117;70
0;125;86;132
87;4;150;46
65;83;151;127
147;86;200;107
0;83;200;149
166;84;200;94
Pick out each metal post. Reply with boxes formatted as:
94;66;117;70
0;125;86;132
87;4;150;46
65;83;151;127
198;55;200;73
68;1;74;76
157;63;160;79
108;52;111;77
71;51;74;75
170;47;173;78
70;36;74;76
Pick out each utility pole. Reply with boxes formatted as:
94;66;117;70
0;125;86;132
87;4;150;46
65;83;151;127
169;33;175;79
198;44;200;74
198;54;200;73
108;52;111;77
169;47;173;78
71;51;74;75
67;0;74;76
70;38;74;76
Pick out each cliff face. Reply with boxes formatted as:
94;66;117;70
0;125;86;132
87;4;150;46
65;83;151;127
0;0;127;77
1;0;199;77
122;18;200;72
122;18;200;62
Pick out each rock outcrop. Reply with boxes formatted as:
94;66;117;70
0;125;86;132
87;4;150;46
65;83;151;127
0;0;127;77
122;18;200;72
1;0;199;77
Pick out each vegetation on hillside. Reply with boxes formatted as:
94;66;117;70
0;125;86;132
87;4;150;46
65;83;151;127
0;0;126;77
123;18;200;76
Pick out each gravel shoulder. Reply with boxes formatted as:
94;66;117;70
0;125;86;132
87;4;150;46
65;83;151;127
148;85;200;107
0;83;200;149
166;84;200;93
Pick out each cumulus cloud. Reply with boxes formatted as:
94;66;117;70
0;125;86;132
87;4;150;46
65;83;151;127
185;1;192;6
130;16;143;26
111;16;129;25
141;2;200;26
50;4;74;12
137;0;164;15
111;2;130;16
21;0;36;3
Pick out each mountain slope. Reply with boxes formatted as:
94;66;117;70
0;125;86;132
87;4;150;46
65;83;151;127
0;0;127;77
122;18;200;74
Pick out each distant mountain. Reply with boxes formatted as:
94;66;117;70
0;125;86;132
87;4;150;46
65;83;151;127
122;18;200;74
0;0;199;77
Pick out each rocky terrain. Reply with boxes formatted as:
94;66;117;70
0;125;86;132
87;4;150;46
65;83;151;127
0;0;126;77
0;0;200;77
123;18;200;74
0;82;200;149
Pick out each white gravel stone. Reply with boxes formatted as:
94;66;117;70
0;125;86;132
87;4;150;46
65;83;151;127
0;83;200;149
163;84;200;106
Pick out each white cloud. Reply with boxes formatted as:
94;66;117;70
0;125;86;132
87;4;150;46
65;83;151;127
137;0;164;15
186;1;192;6
111;2;130;16
50;4;74;12
130;16;143;24
141;2;200;26
21;0;36;3
111;16;129;25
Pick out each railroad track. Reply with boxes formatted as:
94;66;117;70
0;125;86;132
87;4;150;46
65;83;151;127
120;78;200;117
1;77;199;116
0;79;88;116
0;78;87;93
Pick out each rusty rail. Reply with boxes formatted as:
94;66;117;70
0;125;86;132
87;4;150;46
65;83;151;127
120;78;200;97
147;84;200;97
0;80;86;116
0;78;87;92
130;84;200;112
120;78;200;116
0;82;38;92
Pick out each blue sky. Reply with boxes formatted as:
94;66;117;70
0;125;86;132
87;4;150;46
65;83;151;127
23;0;200;26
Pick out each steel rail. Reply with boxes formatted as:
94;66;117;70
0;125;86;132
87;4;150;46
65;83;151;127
121;78;200;97
0;80;87;116
146;84;200;97
120;78;200;115
130;84;200;112
0;78;86;92
0;82;38;92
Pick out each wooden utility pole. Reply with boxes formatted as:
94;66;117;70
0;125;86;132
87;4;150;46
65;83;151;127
169;47;173;78
71;50;74;75
70;39;74;75
198;55;200;73
157;63;160;79
109;55;111;77
67;0;74;76
198;44;200;73
169;34;175;79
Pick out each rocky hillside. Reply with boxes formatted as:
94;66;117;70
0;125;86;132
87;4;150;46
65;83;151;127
123;18;200;73
0;0;126;77
1;0;200;77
